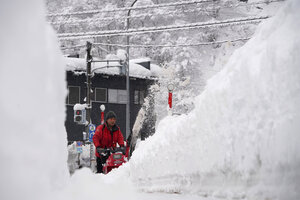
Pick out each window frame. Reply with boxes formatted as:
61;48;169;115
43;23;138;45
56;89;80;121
108;89;128;104
134;90;139;105
118;89;128;104
133;90;145;105
67;86;80;106
139;90;145;105
94;87;107;103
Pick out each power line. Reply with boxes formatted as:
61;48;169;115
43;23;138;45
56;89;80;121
57;16;268;40
60;37;249;52
228;0;285;8
50;7;214;25
92;37;250;48
48;0;282;25
47;0;213;17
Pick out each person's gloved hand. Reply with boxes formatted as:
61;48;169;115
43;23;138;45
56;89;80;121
105;149;111;155
120;146;126;155
96;147;105;155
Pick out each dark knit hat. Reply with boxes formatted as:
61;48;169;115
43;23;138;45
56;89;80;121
106;111;117;121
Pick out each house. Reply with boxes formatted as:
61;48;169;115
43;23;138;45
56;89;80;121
64;57;161;143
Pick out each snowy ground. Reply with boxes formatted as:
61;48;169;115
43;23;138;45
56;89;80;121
1;0;300;200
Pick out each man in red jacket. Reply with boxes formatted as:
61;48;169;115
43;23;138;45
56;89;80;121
93;111;124;173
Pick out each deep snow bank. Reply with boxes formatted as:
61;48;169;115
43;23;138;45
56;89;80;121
130;0;300;199
0;1;68;200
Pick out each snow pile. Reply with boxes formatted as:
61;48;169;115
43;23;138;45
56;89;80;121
130;0;300;199
67;142;97;174
1;0;299;199
129;62;152;78
0;1;68;200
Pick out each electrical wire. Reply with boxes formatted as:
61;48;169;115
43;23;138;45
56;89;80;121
50;7;214;25
92;37;250;48
48;0;283;24
47;0;212;17
60;37;249;51
226;0;285;8
57;16;268;40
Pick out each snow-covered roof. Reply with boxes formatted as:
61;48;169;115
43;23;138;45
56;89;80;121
64;57;161;79
130;57;151;63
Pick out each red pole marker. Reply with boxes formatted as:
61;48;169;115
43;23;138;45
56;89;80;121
168;92;172;108
101;112;104;124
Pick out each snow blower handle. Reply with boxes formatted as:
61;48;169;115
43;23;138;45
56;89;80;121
96;147;111;156
112;147;126;155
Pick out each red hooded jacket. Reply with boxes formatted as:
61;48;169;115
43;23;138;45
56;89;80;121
93;123;124;157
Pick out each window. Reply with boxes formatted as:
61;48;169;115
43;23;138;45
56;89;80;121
140;90;145;104
95;88;107;102
118;90;127;104
134;90;139;104
108;89;127;104
108;89;118;103
134;90;145;105
67;86;80;105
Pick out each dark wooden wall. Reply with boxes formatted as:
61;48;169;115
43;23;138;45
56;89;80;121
65;71;154;142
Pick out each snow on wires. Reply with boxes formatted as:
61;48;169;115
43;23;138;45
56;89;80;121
47;0;212;17
60;37;250;51
48;0;283;25
57;16;268;40
50;7;214;25
92;37;250;48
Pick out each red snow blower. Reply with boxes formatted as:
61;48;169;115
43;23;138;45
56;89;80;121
98;147;128;174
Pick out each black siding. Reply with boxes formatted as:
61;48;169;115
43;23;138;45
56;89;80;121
65;71;154;142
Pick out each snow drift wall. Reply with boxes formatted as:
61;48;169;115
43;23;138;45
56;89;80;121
130;0;300;199
0;1;69;200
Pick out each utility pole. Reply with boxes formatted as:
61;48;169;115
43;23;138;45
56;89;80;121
86;41;93;168
86;41;92;138
126;0;138;139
